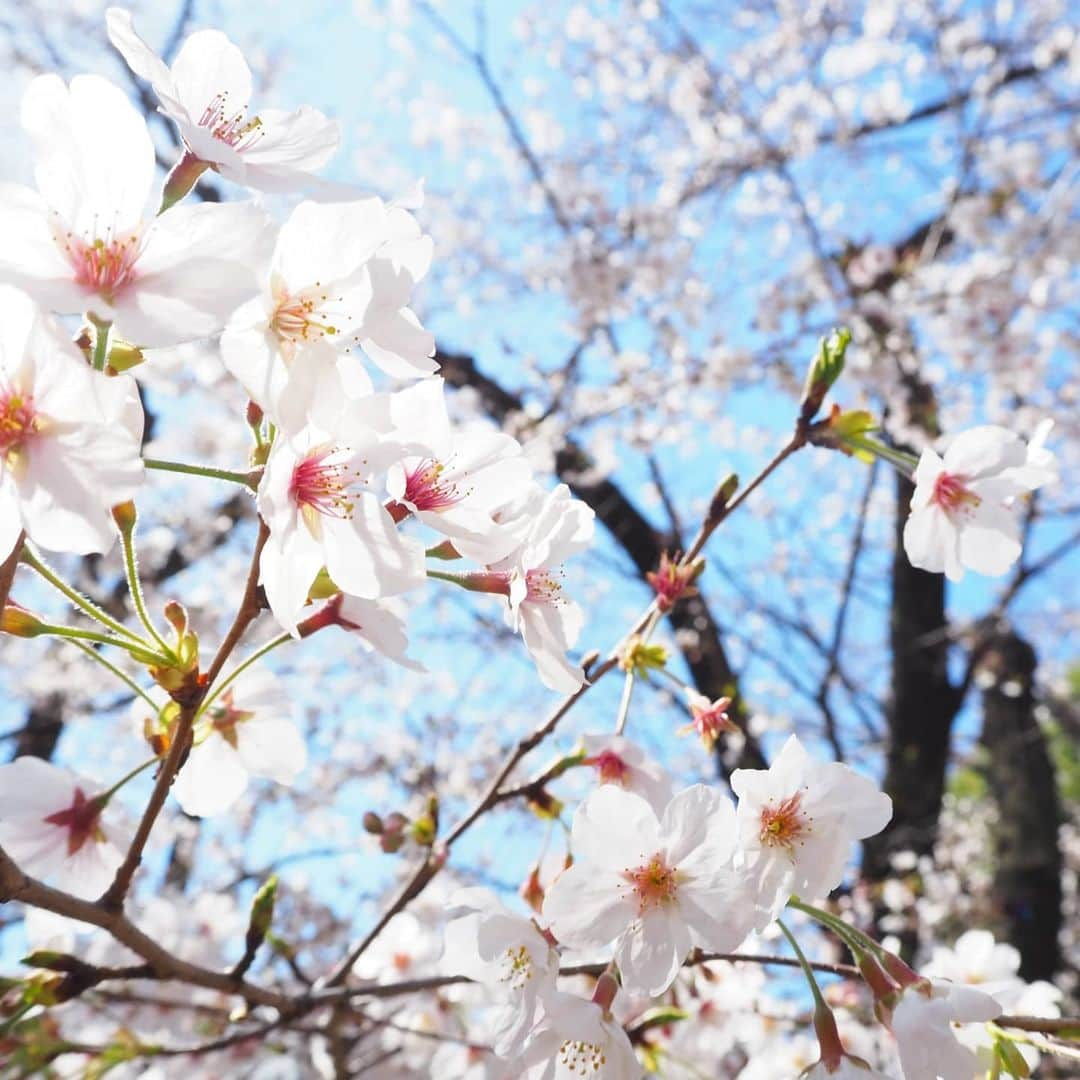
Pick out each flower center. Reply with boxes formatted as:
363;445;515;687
932;472;981;515
290;450;361;531
622;853;679;912
685;695;734;751
499;943;535;991
42;787;105;856
403;459;466;512
0;388;39;461
199;91;264;151
759;791;810;854
559;1039;607;1073
58;228;141;302
269;276;348;354
525;569;565;606
584;749;631;786
208;690;254;750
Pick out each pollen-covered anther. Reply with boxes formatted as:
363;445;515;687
932;471;981;515
622;852;679;912
290;451;360;522
270;278;350;350
525;568;565;605
199;90;265;151
498;943;535;991
0;387;39;459
59;228;141;300
558;1038;607;1073
759;791;811;854
403;458;465;511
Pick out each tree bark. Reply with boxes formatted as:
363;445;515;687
978;629;1062;980
864;473;961;879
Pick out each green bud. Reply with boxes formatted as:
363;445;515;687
245;875;278;955
800;327;852;422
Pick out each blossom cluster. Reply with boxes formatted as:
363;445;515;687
0;7;1070;1080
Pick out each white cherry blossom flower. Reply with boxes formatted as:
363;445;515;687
443;888;560;1056
498;483;594;693
106;8;339;192
576;733;675;815
385;378;532;563
902;424;1056;582
513;992;640;1080
323;594;424;671
167;669;307;818
730;734;892;929
256;364;425;633
0;74;270;347
543;784;754;997
923;929;1062;1077
222;199;436;424
0;287;143;561
0;758;124;898
889;980;1001;1080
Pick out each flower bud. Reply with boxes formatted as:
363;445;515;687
646;552;704;612
1;602;45;638
244;875;278;956
245;400;264;430
526;789;564;820
707;473;739;523
111;500;137;535
163;600;189;637
800;327;851;423
362;811;384;835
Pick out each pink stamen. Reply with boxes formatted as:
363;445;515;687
621;853;679;912
0;388;38;457
403;459;464;512
932;471;981;514
290;451;358;520
59;231;141;301
199;91;264;152
525;569;565;606
759;791;811;854
584;749;631;786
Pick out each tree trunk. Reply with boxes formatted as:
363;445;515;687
979;629;1062;980
864;473;960;880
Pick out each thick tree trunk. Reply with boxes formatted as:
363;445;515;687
864;473;960;880
979;630;1062;980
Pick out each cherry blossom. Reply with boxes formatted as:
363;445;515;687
923;930;1063;1077
577;733;675;814
498;483;595;693
0;757;124;898
0;287;143;561
222;198;436;425
443;888;560;1056
106;8;339;192
889;979;1001;1080
903;424;1057;582
543;784;754;997
730;735;892;929
311;593;424;671
512;992;640;1080
0;73;270;347
163;670;307;818
386;378;532;563
256;364;425;633
680;692;736;753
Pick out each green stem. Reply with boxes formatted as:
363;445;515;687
119;522;173;657
144;458;257;488
777;918;828;1009
788;898;886;959
844;434;919;475
35;621;167;660
98;756;158;804
650;663;692;692
198;632;291;717
21;546;143;644
90;317;111;372
69;640;158;707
